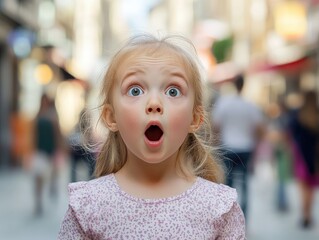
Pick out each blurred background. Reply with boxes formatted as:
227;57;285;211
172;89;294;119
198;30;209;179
0;0;319;239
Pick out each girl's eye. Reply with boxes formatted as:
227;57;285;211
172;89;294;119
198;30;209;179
165;87;181;97
128;86;144;96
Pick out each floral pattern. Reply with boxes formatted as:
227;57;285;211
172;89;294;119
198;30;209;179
58;174;245;239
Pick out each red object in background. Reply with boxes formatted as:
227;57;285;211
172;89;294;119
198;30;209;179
250;55;315;75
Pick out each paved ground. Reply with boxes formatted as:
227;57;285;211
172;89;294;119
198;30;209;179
247;160;319;240
0;164;69;240
0;159;318;240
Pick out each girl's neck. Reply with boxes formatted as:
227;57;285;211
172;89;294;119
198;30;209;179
118;155;178;184
114;152;196;199
114;167;196;199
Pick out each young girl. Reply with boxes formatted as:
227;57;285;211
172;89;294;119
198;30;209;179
58;34;245;239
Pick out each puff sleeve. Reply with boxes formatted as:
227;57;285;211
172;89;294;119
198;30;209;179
57;182;93;240
217;201;246;240
58;207;90;240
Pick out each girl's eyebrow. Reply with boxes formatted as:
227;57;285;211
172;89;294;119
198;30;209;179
170;71;187;81
121;68;144;82
166;70;189;85
120;67;188;85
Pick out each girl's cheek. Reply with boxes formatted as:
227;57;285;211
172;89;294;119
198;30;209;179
125;113;139;127
117;104;142;125
169;109;193;129
167;101;194;124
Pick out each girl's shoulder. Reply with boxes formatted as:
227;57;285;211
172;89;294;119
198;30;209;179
68;174;113;191
67;174;116;208
197;177;237;197
196;177;239;215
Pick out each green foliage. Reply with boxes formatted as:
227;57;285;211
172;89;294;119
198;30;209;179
211;36;233;63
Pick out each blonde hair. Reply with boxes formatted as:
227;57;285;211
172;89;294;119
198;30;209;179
95;34;224;183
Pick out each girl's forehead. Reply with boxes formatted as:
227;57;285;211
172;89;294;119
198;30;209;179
117;46;190;73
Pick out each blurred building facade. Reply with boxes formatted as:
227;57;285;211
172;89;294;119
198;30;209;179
0;0;39;168
1;0;319;168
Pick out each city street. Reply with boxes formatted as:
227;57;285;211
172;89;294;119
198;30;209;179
0;159;318;240
247;159;319;240
1;1;319;239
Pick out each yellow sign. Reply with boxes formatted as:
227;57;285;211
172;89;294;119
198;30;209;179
34;64;53;85
275;1;307;40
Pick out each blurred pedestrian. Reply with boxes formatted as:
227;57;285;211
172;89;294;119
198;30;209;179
211;74;265;220
31;93;63;215
68;109;95;182
58;34;245;239
289;90;319;228
268;99;293;212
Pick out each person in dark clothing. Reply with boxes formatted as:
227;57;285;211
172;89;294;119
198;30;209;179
68;109;95;182
32;94;62;215
270;99;293;212
289;90;319;228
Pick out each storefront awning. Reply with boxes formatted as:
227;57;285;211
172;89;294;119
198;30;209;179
249;53;316;75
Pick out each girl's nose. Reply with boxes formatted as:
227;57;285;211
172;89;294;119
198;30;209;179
146;95;163;114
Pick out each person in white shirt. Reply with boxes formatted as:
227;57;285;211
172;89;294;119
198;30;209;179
212;74;265;220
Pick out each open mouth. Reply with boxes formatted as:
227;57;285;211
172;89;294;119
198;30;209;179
145;125;163;141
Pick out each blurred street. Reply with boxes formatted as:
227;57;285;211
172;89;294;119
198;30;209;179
0;159;318;240
0;163;70;240
1;1;319;240
248;159;319;240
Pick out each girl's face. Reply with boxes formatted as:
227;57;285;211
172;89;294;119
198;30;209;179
107;50;198;165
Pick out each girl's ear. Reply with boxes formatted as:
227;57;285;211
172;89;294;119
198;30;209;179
102;104;118;132
189;106;204;133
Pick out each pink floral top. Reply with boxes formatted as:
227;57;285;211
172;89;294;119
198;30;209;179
58;174;245;239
